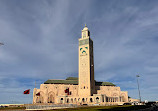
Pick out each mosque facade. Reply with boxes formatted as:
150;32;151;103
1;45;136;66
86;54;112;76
33;25;128;105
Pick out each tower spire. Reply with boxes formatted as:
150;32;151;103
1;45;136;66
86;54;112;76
79;26;94;96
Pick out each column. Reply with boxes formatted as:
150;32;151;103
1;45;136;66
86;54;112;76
100;97;102;103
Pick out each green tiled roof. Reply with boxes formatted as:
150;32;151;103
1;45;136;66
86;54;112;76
95;81;116;86
66;77;78;80
44;77;115;86
44;79;78;85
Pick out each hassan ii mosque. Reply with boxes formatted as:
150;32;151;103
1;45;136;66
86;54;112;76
33;25;129;105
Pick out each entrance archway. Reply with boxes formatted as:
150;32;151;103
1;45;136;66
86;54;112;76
96;97;99;103
48;91;55;103
36;91;44;103
60;98;63;103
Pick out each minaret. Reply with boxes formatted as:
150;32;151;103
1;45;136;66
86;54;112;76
78;24;95;96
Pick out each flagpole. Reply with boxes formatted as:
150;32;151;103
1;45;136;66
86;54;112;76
35;81;36;90
23;89;30;109
136;75;141;103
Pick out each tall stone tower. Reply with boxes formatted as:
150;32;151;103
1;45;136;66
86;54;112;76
78;25;95;97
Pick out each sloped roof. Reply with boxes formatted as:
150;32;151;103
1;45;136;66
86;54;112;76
44;77;115;86
95;81;115;86
44;79;78;85
66;77;78;80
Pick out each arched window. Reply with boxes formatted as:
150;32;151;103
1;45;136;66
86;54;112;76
82;98;85;102
67;98;69;103
71;98;73;103
90;98;93;102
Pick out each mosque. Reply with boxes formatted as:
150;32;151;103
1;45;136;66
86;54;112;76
33;25;128;105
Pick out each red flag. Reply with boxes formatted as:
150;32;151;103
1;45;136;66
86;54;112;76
23;89;30;94
36;92;40;96
65;88;69;95
65;89;68;93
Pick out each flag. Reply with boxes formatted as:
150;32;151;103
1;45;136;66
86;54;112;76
23;89;30;94
65;89;68;93
64;88;69;95
36;92;40;96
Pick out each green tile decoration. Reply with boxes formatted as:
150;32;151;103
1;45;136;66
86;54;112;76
82;50;86;54
79;39;89;46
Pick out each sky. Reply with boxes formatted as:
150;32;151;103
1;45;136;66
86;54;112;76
0;0;158;104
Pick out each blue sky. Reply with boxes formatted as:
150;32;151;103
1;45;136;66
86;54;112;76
0;0;158;104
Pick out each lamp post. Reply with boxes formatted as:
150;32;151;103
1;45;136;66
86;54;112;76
136;75;141;103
